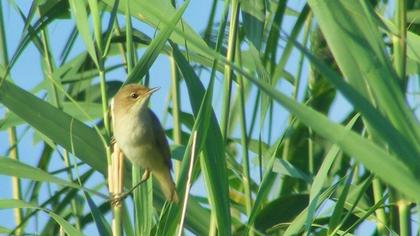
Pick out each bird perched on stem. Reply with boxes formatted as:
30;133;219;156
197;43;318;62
112;84;178;202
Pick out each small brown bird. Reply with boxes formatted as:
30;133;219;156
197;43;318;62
112;84;178;202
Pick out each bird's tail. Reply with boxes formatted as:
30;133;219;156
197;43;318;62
153;170;179;203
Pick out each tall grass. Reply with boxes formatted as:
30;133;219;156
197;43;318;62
0;0;419;235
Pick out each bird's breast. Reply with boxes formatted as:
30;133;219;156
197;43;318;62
114;111;154;158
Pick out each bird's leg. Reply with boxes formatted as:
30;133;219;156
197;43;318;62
110;169;151;206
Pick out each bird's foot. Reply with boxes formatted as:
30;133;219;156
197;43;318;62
109;169;151;206
110;192;130;206
110;136;116;145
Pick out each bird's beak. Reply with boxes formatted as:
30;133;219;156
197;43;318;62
145;87;160;97
133;87;160;110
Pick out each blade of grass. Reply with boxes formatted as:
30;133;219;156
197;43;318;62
125;0;190;84
235;61;420;202
328;167;355;234
341;192;395;235
68;0;99;66
0;157;107;198
243;136;283;235
0;157;79;188
0;81;107;176
284;177;345;235
220;0;239;140
289;40;420;167
101;0;207;56
305;114;359;232
272;158;311;183
156;44;216;235
273;4;310;81
83;192;112;236
0;199;84;236
170;43;231;235
0;3;23;234
241;0;265;50
329;174;374;235
307;0;420;145
177;131;198;236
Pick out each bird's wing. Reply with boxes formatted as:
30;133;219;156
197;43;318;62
148;109;172;170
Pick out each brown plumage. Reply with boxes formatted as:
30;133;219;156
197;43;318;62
112;84;178;202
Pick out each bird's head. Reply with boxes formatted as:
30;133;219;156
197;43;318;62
113;84;159;117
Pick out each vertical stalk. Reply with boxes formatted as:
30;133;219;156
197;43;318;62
397;200;411;236
99;69;111;140
393;0;407;81
0;3;22;234
170;55;182;179
7;130;22;233
169;58;181;145
208;214;217;236
204;0;219;43
40;30;60;107
109;146;124;236
247;91;260;139
206;1;230;233
236;36;253;233
92;0;110;155
393;2;410;235
86;1;117;234
106;79;119;236
372;178;387;234
417;204;420;234
307;129;314;174
168;0;181;178
110;91;124;236
89;0;102;57
113;20;129;72
132;168;140;236
125;1;135;73
267;102;273;144
177;131;198;236
282;13;311;161
220;0;239;141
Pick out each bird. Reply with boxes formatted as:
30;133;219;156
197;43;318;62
111;84;178;202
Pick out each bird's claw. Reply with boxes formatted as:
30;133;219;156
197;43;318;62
110;192;130;206
110;136;116;145
109;169;150;206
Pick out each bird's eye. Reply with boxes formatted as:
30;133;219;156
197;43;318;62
130;92;139;99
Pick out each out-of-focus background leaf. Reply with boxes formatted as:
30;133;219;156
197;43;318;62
0;0;419;235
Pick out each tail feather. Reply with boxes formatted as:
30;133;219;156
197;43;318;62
153;170;178;203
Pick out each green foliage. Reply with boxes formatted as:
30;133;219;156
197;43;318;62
0;0;419;235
